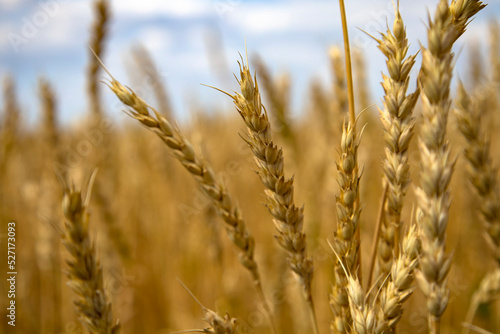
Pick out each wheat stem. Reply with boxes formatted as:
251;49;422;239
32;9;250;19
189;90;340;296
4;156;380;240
223;56;318;334
367;184;389;289
100;61;276;333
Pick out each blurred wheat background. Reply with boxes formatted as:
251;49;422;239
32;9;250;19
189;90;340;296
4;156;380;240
0;0;499;333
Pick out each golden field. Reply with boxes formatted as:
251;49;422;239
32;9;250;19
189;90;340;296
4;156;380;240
0;0;499;333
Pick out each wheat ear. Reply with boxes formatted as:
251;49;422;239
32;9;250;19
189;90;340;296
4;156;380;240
132;45;173;119
329;117;362;334
331;243;380;334
329;3;364;332
61;173;120;334
455;81;500;264
253;56;295;146
454;82;500;333
216;56;318;334
374;3;420;279
1;76;20;165
416;1;485;332
330;46;348;116
97;56;275;333
490;21;500;83
87;0;110;118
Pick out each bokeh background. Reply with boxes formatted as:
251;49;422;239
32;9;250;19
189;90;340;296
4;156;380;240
0;1;500;334
1;0;499;123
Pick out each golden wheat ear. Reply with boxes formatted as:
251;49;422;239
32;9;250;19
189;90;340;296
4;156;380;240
100;58;278;333
415;1;485;332
225;55;319;334
60;170;120;334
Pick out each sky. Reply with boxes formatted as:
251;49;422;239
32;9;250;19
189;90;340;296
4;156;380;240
0;0;499;126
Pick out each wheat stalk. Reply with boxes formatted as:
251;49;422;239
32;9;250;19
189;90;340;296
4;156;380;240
455;81;500;265
490;21;500;83
217;56;318;334
61;173;120;334
97;57;276;333
1;76;20;167
330;118;362;334
39;78;58;152
373;3;420;279
87;0;110;118
253;56;295;147
353;49;371;111
330;47;348;118
415;1;485;332
132;45;173;119
454;81;500;333
463;269;500;334
329;3;364;332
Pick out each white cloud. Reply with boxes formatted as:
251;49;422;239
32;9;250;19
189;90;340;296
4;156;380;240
116;0;210;18
0;0;90;54
228;1;335;34
0;0;27;11
131;27;174;54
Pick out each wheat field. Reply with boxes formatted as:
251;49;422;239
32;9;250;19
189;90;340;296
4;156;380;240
1;0;499;333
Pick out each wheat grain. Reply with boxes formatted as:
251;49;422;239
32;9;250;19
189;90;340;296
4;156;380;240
377;225;420;332
346;276;378;334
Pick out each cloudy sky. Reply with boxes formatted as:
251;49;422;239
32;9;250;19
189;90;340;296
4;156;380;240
0;0;498;125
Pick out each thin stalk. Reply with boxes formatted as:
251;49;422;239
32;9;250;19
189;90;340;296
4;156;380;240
338;0;356;127
367;184;388;289
308;298;320;334
255;281;277;334
339;0;361;284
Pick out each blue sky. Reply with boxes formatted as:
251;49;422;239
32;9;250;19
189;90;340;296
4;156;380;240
0;0;499;125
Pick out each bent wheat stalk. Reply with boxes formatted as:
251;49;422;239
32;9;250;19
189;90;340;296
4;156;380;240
96;54;275;333
217;57;318;334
